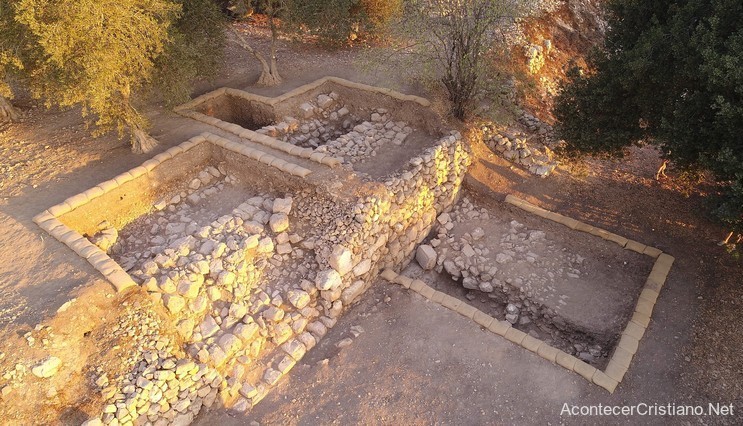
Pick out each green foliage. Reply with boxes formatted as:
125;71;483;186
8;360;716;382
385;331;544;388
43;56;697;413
153;0;226;106
283;0;363;45
0;1;33;99
554;0;743;231
379;0;531;120
360;0;401;30
15;0;180;137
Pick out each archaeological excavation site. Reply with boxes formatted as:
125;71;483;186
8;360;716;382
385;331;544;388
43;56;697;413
14;78;673;425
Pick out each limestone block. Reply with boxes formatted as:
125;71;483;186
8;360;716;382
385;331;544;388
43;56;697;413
604;359;628;382
622;321;646;341
520;335;542;353
263;368;282;386
341;281;365;305
643;246;663;258
555;351;578;371
410;279;426;293
456;303;477;319
272;198;293;214
537;343;559;363
573;360;597;382
269;213;289;233
329;246;353;276
234;323;259;342
415;245;437;270
281;339;306;361
218;334;242;354
32;356;61;378
315;269;342;291
287;290;311;309
591;370;618;393
472;310;494;328
352;259;372;277
504;328;527;345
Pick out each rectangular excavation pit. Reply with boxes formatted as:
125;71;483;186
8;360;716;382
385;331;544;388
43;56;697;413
402;190;655;370
176;77;450;180
34;123;476;419
32;132;372;412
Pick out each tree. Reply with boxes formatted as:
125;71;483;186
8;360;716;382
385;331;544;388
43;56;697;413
553;0;743;234
5;0;224;153
14;0;182;153
153;0;226;106
229;0;402;86
373;0;531;120
230;1;285;86
0;0;33;123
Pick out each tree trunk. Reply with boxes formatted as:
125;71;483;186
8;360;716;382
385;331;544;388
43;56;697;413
0;96;20;123
132;127;158;154
230;24;281;87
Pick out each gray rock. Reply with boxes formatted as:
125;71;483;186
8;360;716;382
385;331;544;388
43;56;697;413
272;198;293;214
415;245;437;270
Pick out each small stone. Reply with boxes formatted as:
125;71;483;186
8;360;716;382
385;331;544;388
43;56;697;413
328;246;353;276
257;237;274;254
234;323;259;342
315;269;342;291
269;213;289;233
163;295;186;314
415;245;437;270
200;316;220;338
287;290;310;309
495;253;512;264
276;243;292;255
352;259;372;277
272;198;293;214
478;281;494;292
317;94;334;109
261;306;285;322
263;368;282;386
336;338;353;348
31;356;61;378
218;334;242;354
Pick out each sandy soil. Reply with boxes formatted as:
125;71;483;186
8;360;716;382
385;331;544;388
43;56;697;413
0;20;741;425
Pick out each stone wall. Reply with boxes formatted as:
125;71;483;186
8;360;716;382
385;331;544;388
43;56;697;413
316;133;472;313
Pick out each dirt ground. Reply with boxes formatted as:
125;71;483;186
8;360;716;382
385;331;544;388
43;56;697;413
1;21;741;424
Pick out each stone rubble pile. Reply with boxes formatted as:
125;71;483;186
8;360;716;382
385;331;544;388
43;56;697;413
480;123;557;177
257;92;359;150
518;112;555;146
86;119;473;424
92;304;223;426
315;110;413;166
417;196;605;361
259;93;415;167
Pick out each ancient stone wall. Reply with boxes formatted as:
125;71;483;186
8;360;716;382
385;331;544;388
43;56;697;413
317;133;472;312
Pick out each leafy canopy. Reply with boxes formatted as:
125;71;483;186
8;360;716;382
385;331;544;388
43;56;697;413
2;0;224;149
554;0;743;230
15;0;180;136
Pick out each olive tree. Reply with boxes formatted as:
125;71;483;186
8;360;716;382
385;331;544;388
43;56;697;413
5;0;224;153
15;0;181;153
0;0;30;123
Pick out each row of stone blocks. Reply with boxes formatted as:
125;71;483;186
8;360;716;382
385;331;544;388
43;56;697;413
381;195;675;393
32;132;314;293
178;109;343;169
